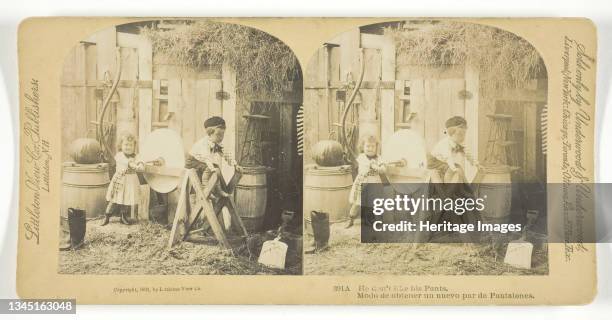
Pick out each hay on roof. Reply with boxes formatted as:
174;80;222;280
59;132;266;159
142;21;300;100
386;21;545;98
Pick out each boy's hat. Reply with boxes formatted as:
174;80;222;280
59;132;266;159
445;116;467;128
204;116;226;129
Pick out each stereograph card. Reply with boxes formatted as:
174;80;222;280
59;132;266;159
17;17;597;305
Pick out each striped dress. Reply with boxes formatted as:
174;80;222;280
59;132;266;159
106;152;141;206
348;154;382;205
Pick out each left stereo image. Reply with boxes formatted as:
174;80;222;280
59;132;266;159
58;19;304;275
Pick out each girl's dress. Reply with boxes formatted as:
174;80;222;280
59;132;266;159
106;152;141;206
348;153;382;206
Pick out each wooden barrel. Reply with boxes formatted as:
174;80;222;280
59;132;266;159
476;165;512;223
304;165;352;233
61;162;110;219
235;166;268;232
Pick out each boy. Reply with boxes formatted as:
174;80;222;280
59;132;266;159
185;116;237;198
428;116;479;184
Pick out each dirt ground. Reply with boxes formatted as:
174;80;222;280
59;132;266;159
303;221;548;276
58;220;302;275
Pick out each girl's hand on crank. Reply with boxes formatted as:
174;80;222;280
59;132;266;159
135;162;146;173
376;164;387;174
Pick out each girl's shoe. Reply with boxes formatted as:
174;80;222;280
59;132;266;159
101;214;111;226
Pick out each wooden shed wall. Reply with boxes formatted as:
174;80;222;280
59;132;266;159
303;28;547;182
61;25;304;226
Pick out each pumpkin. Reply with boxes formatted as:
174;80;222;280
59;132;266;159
70;138;103;164
312;140;344;167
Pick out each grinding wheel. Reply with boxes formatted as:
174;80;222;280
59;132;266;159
381;129;428;188
140;128;185;193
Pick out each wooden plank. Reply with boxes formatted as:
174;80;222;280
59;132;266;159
362;48;382;82
152;80;161;123
167;174;189;248
168;78;183;138
138;36;153;148
380;35;395;145
360;33;385;49
194;79;210;145
317;83;329;141
61;43;88;160
222;64;237;157
423;79;440;149
316;48;329;138
85;43;98;139
380;87;395;145
139;184;151;221
396;65;464;80
227;198;248;237
397;78;425;137
305;46;324;88
138;88;153;147
188;170;231;249
359;48;381;142
303;88;320;164
92;26;118;154
94;26;117;82
116;32;141;49
329;46;341;83
115;47;138;141
60;80;153;88
339;28;360;83
209;79;223;117
465;65;480;178
304;80;396;90
380;35;395;83
524;103;538;181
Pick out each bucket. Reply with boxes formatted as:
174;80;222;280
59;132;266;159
235;166;268;232
476;165;512;223
304;164;352;233
61;162;110;219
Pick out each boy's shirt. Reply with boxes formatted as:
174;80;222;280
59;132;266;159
430;136;477;170
187;135;233;169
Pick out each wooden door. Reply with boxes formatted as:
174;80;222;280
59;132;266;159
394;73;479;179
165;78;223;151
395;78;466;149
116;32;153;150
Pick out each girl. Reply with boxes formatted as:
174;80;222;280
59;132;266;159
102;133;145;226
346;134;386;228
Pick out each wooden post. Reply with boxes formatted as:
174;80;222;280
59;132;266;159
222;64;237;157
380;35;396;148
188;170;231;249
139;184;151;221
167;173;189;248
465;65;480;181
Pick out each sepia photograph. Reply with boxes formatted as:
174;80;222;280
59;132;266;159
58;19;304;275
302;20;549;275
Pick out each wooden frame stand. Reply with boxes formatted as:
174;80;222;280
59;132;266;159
167;169;248;251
